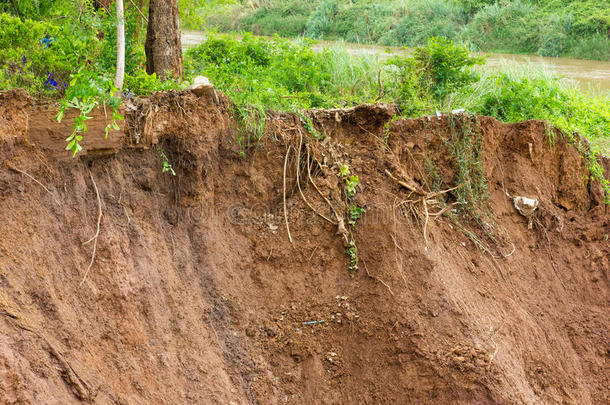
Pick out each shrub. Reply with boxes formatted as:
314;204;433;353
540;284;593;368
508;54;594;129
125;71;184;95
380;0;467;46
306;0;339;39
328;2;394;44
387;37;484;113
0;5;150;96
0;0;59;20
568;35;610;62
462;1;540;54
0;12;99;95
537;12;572;57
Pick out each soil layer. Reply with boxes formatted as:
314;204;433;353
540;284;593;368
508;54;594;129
0;89;608;404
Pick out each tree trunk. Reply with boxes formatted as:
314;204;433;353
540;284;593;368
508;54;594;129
145;0;183;80
114;0;125;90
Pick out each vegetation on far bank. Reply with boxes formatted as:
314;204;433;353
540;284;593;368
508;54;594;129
196;0;610;61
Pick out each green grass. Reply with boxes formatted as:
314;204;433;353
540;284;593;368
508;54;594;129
198;0;610;61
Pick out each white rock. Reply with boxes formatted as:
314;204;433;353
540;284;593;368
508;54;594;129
192;75;211;86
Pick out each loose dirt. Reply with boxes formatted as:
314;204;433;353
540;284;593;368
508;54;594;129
0;88;608;404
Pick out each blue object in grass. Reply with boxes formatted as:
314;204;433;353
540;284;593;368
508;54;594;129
45;72;58;88
39;35;56;49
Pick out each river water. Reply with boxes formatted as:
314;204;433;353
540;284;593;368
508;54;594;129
182;30;610;96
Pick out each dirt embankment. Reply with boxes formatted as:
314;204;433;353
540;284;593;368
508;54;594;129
0;88;608;404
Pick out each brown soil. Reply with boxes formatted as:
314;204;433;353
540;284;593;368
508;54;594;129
0;88;608;405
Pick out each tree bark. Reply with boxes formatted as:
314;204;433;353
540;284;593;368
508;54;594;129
114;0;125;90
145;0;183;80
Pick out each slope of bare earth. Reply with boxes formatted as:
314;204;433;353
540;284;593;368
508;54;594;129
0;88;608;404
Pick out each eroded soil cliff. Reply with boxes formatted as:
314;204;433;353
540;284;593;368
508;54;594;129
0;88;608;404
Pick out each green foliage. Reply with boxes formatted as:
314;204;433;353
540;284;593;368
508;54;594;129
326;2;394;44
381;0;467;46
411;37;484;101
387;38;484;113
186;33;332;108
451;0;497;15
306;0;339;39
345;175;359;198
337;163;359;198
0;12;97;95
0;0;60;20
158;147;176;175
0;3;149;96
543;0;610;37
348;205;366;227
209;0;609;60
462;1;540;54
184;33;381;148
462;0;610;58
56;68;122;156
346;239;358;275
301;114;324;140
125;70;184;95
339;164;350;177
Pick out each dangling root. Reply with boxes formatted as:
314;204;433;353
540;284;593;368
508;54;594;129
8;164;61;206
80;170;103;287
392;182;467;248
283;144;293;245
295;127;336;225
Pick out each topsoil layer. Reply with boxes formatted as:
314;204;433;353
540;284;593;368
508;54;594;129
0;88;608;404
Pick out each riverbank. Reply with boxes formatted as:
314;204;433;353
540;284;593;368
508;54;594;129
1;88;608;403
182;33;609;159
182;30;610;95
196;0;610;62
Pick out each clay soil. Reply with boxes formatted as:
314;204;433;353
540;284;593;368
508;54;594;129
0;88;608;404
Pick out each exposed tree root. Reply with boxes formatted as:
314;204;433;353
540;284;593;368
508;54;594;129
283;144;293;245
362;258;394;297
8;164;61;206
295;128;335;225
80;171;103;287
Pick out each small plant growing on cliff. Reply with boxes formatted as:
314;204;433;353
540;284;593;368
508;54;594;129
302;114;324;140
447;113;489;217
339;164;350;177
158;147;176;176
338;165;365;276
348;205;366;227
346;239;359;276
345;175;359;198
382;115;400;150
339;164;360;198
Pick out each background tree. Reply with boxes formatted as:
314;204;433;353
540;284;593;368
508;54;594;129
145;0;183;79
114;0;125;89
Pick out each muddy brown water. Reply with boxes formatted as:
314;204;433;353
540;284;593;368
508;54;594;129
182;30;610;95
